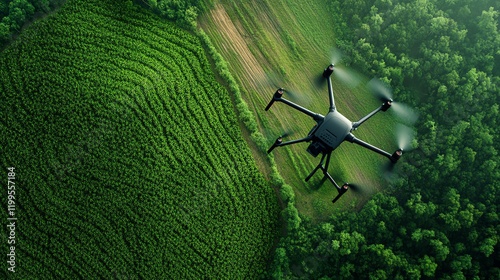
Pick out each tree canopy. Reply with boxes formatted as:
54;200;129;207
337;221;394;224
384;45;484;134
0;0;66;44
269;0;499;278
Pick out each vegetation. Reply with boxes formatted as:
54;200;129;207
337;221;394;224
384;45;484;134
197;25;303;241
0;0;65;45
0;0;279;278
2;0;498;278
198;0;397;219
267;0;499;278
136;0;203;29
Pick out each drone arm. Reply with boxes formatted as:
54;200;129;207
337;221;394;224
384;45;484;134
276;97;324;121
352;106;382;130
322;64;336;111
267;135;313;154
351;101;391;130
345;133;392;159
265;100;275;111
327;76;335;111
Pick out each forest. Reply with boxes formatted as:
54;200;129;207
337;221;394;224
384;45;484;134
0;0;65;43
269;0;499;279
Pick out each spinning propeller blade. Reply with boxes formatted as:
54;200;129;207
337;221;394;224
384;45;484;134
332;66;363;88
368;78;393;102
316;48;362;88
263;73;308;104
265;128;295;154
263;127;294;139
382;160;397;180
331;48;362;87
391;102;419;125
280;129;294;138
280;88;301;101
329;47;344;66
368;78;418;125
382;124;415;180
396;123;415;152
346;182;365;194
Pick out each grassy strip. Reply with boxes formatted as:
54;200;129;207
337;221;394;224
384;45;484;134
197;28;302;231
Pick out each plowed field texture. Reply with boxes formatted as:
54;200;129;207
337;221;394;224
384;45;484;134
0;0;279;278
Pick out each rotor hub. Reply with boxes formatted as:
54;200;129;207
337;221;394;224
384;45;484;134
322;64;335;78
391;149;403;163
381;99;393;111
275;88;284;98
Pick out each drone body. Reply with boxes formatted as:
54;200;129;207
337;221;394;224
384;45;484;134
266;64;404;203
306;110;351;156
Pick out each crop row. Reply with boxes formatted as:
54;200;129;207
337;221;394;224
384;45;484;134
0;0;279;279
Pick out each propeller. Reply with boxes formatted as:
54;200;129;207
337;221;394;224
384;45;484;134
262;72;309;104
396;123;416;152
382;123;416;179
346;182;366;194
329;47;344;66
332;181;370;203
382;152;403;181
278;129;294;139
316;48;363;88
332;65;363;88
263;126;295;141
278;87;303;102
368;78;419;125
265;128;295;154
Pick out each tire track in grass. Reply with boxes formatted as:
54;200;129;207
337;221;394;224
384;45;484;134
205;5;267;92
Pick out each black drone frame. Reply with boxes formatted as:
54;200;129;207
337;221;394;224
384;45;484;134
265;64;402;203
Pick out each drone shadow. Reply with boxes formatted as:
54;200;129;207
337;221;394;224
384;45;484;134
306;166;347;191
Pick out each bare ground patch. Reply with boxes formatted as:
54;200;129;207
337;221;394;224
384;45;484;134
204;5;268;93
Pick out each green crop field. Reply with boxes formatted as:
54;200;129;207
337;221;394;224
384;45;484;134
200;0;400;219
0;0;279;278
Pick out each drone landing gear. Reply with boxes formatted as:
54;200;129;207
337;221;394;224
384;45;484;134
305;152;349;203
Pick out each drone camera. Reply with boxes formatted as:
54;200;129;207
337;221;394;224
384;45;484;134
322;64;334;78
390;149;403;163
381;100;393;111
306;141;324;157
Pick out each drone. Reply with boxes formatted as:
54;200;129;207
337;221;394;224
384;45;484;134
265;64;411;203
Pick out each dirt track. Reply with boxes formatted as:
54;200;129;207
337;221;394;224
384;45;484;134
206;5;267;92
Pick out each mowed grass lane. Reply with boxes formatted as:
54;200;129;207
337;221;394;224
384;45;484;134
200;0;399;219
